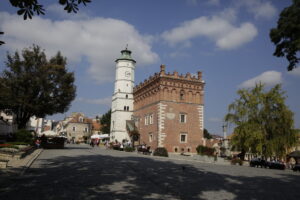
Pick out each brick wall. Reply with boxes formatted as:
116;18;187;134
133;65;205;153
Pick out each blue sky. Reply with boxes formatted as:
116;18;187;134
0;0;299;135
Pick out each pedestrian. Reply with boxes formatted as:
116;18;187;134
35;138;41;148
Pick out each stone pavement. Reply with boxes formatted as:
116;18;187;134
1;144;300;200
0;148;43;176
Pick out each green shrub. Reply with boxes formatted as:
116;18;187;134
231;157;243;165
196;145;215;156
124;146;135;152
153;147;168;157
15;129;33;144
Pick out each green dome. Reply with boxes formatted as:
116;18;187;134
115;47;136;63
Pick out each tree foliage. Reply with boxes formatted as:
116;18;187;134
203;128;212;139
0;32;4;46
270;0;300;71
9;0;92;20
0;45;76;129
100;109;111;134
225;84;297;159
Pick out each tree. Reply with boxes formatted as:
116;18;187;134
0;32;4;46
9;0;92;20
0;45;76;129
203;128;212;139
225;84;297;159
100;109;111;134
270;0;300;71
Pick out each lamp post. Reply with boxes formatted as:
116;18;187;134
222;123;229;156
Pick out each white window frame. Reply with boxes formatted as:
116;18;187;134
149;114;153;124
145;115;149;125
179;113;187;123
149;133;153;142
79;117;83;123
180;133;187;143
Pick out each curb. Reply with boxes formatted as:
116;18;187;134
20;148;43;176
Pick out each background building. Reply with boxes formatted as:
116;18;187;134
133;65;205;153
63;112;92;143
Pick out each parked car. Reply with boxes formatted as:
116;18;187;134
267;160;285;170
292;164;300;172
250;158;268;168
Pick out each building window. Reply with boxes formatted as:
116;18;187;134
127;106;129;111
179;113;187;123
72;127;76;132
126;94;128;99
144;115;149;125
84;128;88;132
180;133;187;143
180;90;184;100
124;106;126;111
174;147;178;153
149;133;153;142
149;114;153;124
79;117;83;122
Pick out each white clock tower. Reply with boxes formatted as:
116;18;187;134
110;47;136;142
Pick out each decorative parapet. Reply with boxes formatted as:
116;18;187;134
133;65;204;93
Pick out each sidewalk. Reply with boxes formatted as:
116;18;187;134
1;148;43;176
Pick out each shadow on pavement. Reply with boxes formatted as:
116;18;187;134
1;149;300;200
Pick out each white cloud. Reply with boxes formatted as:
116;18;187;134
76;97;111;106
161;16;257;50
287;67;300;77
239;71;282;88
0;12;159;83
239;0;277;20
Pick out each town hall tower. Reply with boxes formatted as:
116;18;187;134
110;48;136;142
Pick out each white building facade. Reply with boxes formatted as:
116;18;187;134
110;48;136;142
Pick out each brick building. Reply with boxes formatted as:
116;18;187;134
133;65;205;154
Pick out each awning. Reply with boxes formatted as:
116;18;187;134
91;134;109;139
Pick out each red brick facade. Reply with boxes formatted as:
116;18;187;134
133;65;205;153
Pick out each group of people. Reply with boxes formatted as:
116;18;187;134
90;139;100;147
107;139;132;150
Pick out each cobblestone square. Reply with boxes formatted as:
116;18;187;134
1;144;299;200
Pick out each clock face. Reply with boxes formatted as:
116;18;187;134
125;71;131;77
